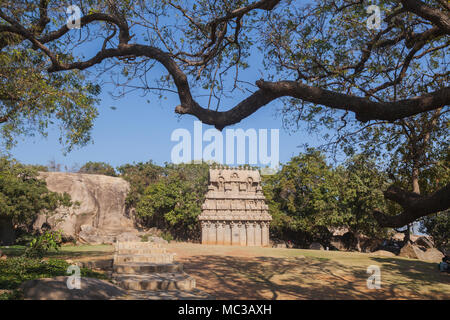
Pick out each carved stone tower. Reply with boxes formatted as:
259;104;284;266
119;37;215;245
198;166;272;246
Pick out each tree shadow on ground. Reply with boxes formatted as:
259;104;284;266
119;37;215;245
45;251;112;259
178;255;450;300
369;257;450;299
0;246;112;259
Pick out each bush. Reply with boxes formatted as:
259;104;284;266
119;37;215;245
78;161;117;176
160;231;174;243
24;231;62;259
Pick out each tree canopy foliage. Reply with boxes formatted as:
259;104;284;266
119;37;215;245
135;162;209;240
79;161;117;176
0;24;100;151
117;160;165;209
263;150;392;245
420;210;450;252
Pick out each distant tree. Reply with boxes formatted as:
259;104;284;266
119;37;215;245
79;161;117;176
334;155;392;239
46;159;61;172
117;161;165;210
135;163;209;240
262;150;341;245
330;107;448;230
25;164;48;172
263;151;393;245
0;157;72;239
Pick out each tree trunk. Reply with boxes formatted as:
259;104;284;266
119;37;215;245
0;216;15;245
412;166;421;195
404;224;411;245
404;166;421;245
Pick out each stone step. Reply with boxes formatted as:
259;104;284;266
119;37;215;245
114;253;175;264
113;262;183;274
114;242;163;250
114;273;196;291
115;248;167;255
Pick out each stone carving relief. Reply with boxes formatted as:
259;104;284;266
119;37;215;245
198;166;272;246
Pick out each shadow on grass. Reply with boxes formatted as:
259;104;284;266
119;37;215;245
369;257;450;298
0;246;25;257
178;254;450;300
0;245;113;259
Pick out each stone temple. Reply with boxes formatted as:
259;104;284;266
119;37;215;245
198;166;272;246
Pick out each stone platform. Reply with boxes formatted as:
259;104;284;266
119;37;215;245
112;241;196;291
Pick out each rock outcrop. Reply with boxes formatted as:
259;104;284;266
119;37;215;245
34;172;137;244
309;242;324;250
398;242;444;262
20;277;126;300
399;242;425;259
415;236;434;249
420;248;444;263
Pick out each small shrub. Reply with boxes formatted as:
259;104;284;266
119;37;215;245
160;231;173;243
25;231;62;259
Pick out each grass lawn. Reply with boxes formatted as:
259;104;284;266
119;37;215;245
1;242;449;300
0;244;113;259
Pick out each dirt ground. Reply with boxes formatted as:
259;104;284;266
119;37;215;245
166;242;450;300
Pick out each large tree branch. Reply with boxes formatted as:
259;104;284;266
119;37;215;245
177;80;449;130
38;12;130;45
374;184;450;228
1;7;449;131
3;29;449;132
51;38;449;129
400;0;450;34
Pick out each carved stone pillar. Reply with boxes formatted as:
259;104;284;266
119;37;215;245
254;222;262;246
201;221;208;245
231;222;240;245
261;222;270;247
216;222;224;245
239;222;247;246
208;222;217;245
246;222;255;246
224;223;231;245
